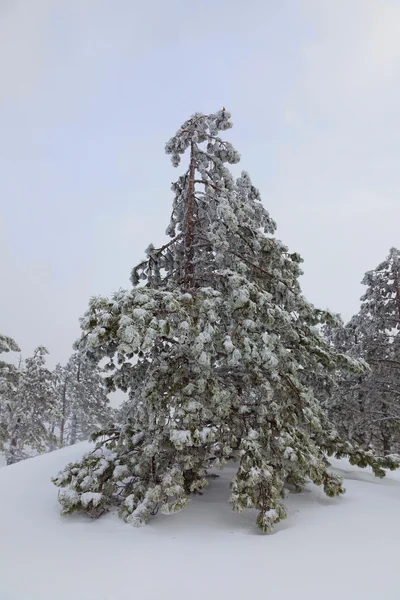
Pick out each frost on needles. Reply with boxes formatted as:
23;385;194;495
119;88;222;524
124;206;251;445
52;109;399;533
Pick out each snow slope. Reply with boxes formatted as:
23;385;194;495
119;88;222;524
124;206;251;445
0;444;399;600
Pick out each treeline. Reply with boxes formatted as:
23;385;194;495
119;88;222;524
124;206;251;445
326;247;400;455
0;339;112;465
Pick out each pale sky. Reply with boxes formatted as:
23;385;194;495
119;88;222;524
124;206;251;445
1;0;400;367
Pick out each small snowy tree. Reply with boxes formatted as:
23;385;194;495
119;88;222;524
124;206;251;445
5;346;56;464
53;110;399;531
327;248;400;454
52;352;111;448
0;334;21;454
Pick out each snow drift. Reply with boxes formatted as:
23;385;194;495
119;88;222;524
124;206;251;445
0;444;399;600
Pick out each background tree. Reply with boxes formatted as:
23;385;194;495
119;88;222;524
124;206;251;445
326;248;400;454
53;110;398;532
4;346;56;464
52;352;111;448
0;334;21;455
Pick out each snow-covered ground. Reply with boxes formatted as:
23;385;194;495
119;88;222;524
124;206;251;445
0;444;399;600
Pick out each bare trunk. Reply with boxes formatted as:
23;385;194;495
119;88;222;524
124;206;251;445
394;267;400;323
7;417;21;465
380;400;391;455
184;141;196;287
70;411;77;446
356;375;367;447
59;379;68;448
382;430;391;455
69;360;81;446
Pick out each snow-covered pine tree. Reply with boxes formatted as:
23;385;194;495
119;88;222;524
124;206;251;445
53;110;399;532
327;248;400;454
52;352;111;448
0;333;21;455
0;334;20;357
50;362;67;448
322;314;370;447
5;346;56;464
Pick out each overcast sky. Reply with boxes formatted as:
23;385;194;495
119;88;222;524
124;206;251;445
1;0;400;366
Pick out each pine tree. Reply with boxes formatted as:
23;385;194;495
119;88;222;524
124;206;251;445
53;352;111;448
53;110;399;531
0;334;21;454
5;346;56;464
0;334;20;356
327;248;400;454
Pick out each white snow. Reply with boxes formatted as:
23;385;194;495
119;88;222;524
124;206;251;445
0;443;400;600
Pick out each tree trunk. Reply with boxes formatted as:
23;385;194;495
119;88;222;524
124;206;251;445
394;268;400;323
382;430;391;455
59;379;68;448
48;423;57;452
70;411;77;446
69;361;81;446
7;417;21;465
380;400;391;455
357;376;367;447
184;141;196;287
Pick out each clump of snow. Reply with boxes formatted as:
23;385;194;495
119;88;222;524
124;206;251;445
80;492;103;508
0;443;399;599
170;429;192;448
